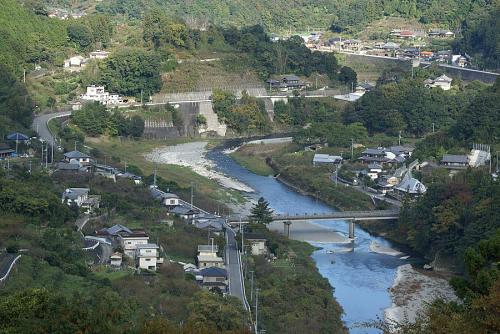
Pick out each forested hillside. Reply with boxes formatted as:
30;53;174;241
0;0;67;75
93;0;487;32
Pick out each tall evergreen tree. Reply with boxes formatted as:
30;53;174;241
249;197;273;225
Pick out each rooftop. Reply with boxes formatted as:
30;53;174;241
62;188;89;200
198;245;219;253
441;154;469;164
64;150;90;159
136;243;159;249
200;267;227;278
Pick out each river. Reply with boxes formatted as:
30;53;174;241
207;148;403;334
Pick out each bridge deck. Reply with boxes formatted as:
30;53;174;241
228;209;400;223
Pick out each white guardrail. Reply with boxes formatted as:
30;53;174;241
0;255;22;282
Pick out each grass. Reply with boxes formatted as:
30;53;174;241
85;136;245;212
229;142;297;176
230;151;275;176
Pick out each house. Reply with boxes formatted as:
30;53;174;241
98;224;132;237
110;252;123;267
452;55;468;67
61;188;100;213
94;164;118;180
199;267;228;293
64;150;91;165
136;243;161;271
424;75;453;91
367;163;383;180
355;82;375;92
169;205;200;220
197;245;224;269
64;55;86;69
313;154;343;166
381;42;400;50
162;192;180;207
56;162;91;173
399;30;415;39
389;145;415;158
149;186;181;207
245;233;268;256
266;75;306;91
195;220;225;233
0;143;15;159
359;148;397;164
441;154;469;169
342;39;361;51
420;51;434;60
89;50;109;60
116;172;142;185
394;172;427;196
198;244;219;255
80;85;123;105
428;29;455;38
118;230;150;258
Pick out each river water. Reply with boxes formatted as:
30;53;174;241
207;149;404;334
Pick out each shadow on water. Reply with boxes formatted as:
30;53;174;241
208;148;405;333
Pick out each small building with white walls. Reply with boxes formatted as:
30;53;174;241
118;230;149;258
136;243;160;271
89;50;109;60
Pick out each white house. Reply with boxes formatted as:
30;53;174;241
197;248;224;268
110;252;123;267
119;230;150;258
162;193;179;207
62;188;89;207
245;234;268;256
63;150;91;165
394;172;427;196
61;188;100;213
64;55;86;68
89;50;110;60
136;243;161;271
367;163;383;180
313;154;343;166
424;74;453;90
80;85;123;105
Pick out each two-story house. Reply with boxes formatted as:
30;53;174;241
136;243;161;271
199;267;228;293
118;230;150;258
63;150;91;165
245;233;268;256
197;244;224;269
61;188;100;213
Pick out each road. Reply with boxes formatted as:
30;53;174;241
225;227;248;310
0;253;22;282
32;110;72;144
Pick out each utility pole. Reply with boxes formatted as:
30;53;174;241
255;288;260;334
432;122;435;133
74;140;77;151
28;160;32;175
190;182;194;208
239;215;244;254
51;140;54;165
398;130;402;145
250;270;255;302
351;138;354;160
45;143;48;169
40;142;44;166
153;163;157;187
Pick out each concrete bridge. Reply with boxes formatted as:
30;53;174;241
227;209;400;239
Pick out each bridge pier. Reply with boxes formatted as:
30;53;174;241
348;220;355;239
283;221;292;238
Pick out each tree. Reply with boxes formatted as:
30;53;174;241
67;24;93;49
99;48;162;98
129;115;145;137
250;197;273;225
338;66;357;86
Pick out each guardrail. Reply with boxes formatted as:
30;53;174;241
0;255;22;282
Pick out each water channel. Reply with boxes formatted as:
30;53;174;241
207;148;404;334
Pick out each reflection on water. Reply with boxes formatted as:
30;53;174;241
208;149;402;333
